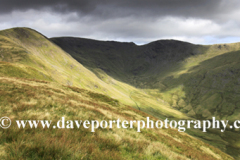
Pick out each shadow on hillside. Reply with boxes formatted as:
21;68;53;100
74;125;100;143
161;50;240;115
160;50;240;158
51;38;208;89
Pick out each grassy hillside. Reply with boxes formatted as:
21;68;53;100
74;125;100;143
50;38;203;87
1;27;240;159
0;76;233;160
52;36;240;158
0;28;187;121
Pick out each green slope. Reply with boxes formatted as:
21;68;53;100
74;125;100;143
50;38;203;86
51;36;240;120
0;27;188;121
0;27;233;159
52;36;240;158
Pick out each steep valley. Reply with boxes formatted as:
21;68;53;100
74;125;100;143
52;36;240;158
0;27;240;159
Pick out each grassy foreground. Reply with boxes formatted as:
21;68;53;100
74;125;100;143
0;76;233;160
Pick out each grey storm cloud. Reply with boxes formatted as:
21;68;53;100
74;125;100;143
0;0;238;20
1;0;240;45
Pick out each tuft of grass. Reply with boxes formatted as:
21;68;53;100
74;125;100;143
87;92;119;106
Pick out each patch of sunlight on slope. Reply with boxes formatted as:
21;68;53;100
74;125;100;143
166;42;240;79
89;68;188;119
0;28;136;105
200;146;221;160
0;27;188;119
130;89;188;119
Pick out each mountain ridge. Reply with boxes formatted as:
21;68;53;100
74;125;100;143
51;35;240;158
0;27;240;159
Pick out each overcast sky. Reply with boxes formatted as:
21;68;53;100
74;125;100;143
1;0;240;45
